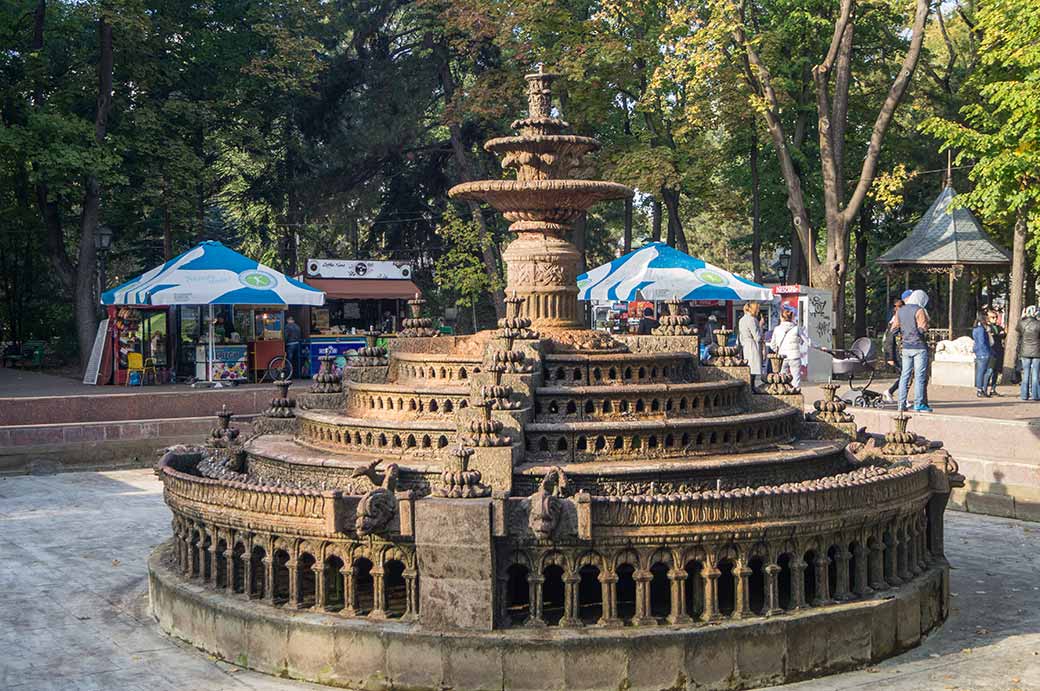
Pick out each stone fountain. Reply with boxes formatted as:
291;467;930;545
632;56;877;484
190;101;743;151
148;68;962;691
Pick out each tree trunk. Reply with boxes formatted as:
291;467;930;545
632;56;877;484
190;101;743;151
651;199;662;242
75;15;114;372
750;135;762;282
162;178;173;260
854;204;869;339
787;228;807;284
1003;208;1028;377
661;188;688;253
623;198;633;253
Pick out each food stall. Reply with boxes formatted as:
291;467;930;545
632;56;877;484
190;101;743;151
299;259;420;376
105;306;173;385
100;241;324;384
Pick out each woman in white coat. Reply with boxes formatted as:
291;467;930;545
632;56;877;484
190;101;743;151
738;302;763;390
768;306;803;389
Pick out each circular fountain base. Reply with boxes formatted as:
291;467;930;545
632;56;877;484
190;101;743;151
149;542;948;691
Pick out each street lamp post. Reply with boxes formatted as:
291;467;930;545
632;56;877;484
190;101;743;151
95;225;113;299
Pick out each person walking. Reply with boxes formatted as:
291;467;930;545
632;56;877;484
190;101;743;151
768;306;802;389
1016;305;1040;400
972;311;992;398
882;298;905;404
892;289;932;412
739;302;763;391
985;309;1006;396
284;315;303;378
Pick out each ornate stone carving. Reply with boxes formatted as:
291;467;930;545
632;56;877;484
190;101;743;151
709;328;746;367
310;354;343;394
764;353;799;394
264;377;296;418
433;446;491;498
209;404;241;446
351;459;400;537
883;415;929;456
652;298;696;336
399;295;437;337
527;467;569;539
810;383;855;423
466;397;510;447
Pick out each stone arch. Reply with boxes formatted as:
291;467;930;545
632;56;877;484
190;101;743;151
352;556;375;615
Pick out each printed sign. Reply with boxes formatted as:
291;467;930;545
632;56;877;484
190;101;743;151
306;259;412;280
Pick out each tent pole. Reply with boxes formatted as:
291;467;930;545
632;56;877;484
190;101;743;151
208;304;214;383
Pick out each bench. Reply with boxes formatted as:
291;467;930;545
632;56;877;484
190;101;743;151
3;340;49;369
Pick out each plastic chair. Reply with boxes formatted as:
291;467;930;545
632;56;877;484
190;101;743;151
125;352;157;386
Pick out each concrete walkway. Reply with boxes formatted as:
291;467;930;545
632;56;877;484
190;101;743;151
1;469;1038;691
0;366;275;398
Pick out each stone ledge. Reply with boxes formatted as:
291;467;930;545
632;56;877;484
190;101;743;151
149;542;948;691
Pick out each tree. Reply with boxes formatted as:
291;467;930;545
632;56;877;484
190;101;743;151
686;0;931;343
433;207;501;332
923;0;1040;377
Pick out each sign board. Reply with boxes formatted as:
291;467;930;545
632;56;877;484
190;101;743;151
82;319;110;385
306;259;412;280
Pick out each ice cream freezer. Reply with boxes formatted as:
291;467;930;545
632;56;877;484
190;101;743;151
195;344;249;382
305;336;369;376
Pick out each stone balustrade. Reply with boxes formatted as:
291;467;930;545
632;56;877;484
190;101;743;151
533;380;745;421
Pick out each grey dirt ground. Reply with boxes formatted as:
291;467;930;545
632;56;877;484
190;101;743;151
0;469;1038;691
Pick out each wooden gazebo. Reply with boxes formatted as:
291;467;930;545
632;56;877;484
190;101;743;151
878;184;1010;339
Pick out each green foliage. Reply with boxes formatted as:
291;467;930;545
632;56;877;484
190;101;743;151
433;207;500;309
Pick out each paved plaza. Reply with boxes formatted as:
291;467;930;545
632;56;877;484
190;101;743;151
0;468;1037;691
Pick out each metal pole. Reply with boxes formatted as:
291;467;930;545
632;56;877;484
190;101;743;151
947;269;955;339
208;304;214;383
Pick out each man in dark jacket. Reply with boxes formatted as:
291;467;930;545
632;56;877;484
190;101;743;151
1017;305;1040;400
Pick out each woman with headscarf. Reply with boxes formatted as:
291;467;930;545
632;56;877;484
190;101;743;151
891;289;932;412
738;302;763;391
1016;305;1040;400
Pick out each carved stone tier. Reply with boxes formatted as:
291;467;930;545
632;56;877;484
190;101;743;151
346;383;471;419
533;380;746;421
542;351;695;386
296;410;458;459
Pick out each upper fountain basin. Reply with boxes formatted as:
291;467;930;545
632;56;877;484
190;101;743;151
448;179;633;227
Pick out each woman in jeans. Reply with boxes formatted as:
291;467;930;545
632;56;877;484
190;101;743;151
1017;305;1040;400
972;311;993;398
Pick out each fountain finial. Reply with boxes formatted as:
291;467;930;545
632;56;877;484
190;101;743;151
525;67;559;120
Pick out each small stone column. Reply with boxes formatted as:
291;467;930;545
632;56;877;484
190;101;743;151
833;548;850;601
908;528;921;577
634;569;655;625
790;561;807;609
206;542;218;587
224;548;235;595
313;564;326;610
562;574;582;626
599;574;621;626
897;534;911;582
243;555;254;599
668;569;692;624
263;556;275;604
403;568;419;621
884;536;902;587
733;564;752;618
812;556;832;605
870;543;888;591
701;568;721;621
764;564;783;616
527;575;546;627
852;544;870;596
339;566;356;616
369;565;387;619
287;559;300;608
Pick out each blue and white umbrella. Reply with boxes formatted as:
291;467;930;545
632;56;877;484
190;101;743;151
102;240;324;306
101;241;323;383
577;242;771;302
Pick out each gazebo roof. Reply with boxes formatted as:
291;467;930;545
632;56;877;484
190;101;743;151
877;185;1010;267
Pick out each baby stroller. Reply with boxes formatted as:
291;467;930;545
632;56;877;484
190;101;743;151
817;337;883;408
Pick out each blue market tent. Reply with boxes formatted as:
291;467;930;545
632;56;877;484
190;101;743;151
577;242;771;302
101;241;324;382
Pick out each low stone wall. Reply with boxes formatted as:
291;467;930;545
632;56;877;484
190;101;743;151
0;416;254;475
824;406;1040;522
149;542;948;691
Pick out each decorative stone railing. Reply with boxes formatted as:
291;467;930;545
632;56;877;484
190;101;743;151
346;384;471;419
523;408;801;462
542;352;694;387
391;352;483;383
297;414;458;457
533;380;745;421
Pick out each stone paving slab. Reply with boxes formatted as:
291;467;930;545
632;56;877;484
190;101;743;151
1;469;1039;691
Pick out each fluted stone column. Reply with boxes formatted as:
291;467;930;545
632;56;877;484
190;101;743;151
634;570;655;625
884;536;902;587
668;569;692;624
527;575;546;627
339;566;356;616
852;544;870;596
206;543;218;587
813;556;831;605
870;543;888;591
562;574;582;626
599;575;621;626
897;534;911;582
313;564;325;610
833;548;850;601
287;559;300;608
243;555;254;599
764;564;782;616
790;561;808;609
369;565;387;619
403;568;419;621
734;565;752;618
263;556;275;604
702;568;721;621
224;549;235;595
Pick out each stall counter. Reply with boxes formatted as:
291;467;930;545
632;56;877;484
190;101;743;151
195;344;249;381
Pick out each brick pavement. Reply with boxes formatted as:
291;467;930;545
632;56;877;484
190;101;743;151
0;469;1037;691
